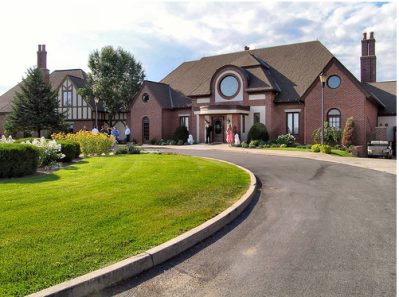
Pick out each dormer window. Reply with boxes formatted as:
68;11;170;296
220;75;239;98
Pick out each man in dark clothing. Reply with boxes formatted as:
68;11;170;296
205;123;213;144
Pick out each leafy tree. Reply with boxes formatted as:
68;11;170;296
78;46;146;127
341;117;356;147
4;67;66;137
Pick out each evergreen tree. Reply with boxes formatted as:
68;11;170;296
78;46;145;127
4;67;66;137
341;117;356;147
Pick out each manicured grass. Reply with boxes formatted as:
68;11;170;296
260;147;355;157
0;155;250;297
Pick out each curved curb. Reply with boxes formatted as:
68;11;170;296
27;159;257;297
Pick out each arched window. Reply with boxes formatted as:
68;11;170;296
143;117;149;141
328;109;341;128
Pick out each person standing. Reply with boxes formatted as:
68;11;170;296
226;124;233;147
111;127;119;144
92;125;99;134
125;125;131;143
205;122;213;144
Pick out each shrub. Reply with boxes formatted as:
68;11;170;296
0;143;40;178
172;125;189;143
0;135;15;143
312;122;342;145
277;134;296;146
14;138;39;143
114;147;129;155
57;140;81;162
311;144;321;152
177;140;184;145
241;141;248;148
247;123;269;143
280;144;287;148
235;143;242;147
22;137;65;167
321;145;332;154
149;138;157;145
259;141;267;147
128;145;141;154
52;131;115;156
342;117;356;147
170;140;176;145
249;141;257;148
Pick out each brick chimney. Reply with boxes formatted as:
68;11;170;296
360;32;376;82
37;44;50;82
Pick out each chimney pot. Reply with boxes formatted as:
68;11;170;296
244;46;250;51
363;32;367;40
38;45;41;51
43;44;46;51
370;32;374;39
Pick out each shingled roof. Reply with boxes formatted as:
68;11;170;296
161;41;334;102
363;81;397;116
137;81;191;109
0;69;88;113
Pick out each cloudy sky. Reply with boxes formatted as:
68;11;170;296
0;1;396;96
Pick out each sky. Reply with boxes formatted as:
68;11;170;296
0;1;397;96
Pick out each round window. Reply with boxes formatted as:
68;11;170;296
142;93;149;103
328;76;341;89
220;76;239;97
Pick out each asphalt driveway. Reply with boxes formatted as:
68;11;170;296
93;148;396;297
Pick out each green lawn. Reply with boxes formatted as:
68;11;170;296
260;147;355;157
0;155;250;297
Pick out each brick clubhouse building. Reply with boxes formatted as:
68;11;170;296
0;33;396;153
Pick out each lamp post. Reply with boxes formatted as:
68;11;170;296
94;97;99;127
319;73;326;145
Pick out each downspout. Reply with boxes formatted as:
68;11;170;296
168;86;174;109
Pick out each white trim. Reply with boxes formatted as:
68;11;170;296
249;94;265;100
215;70;244;103
197;98;210;103
178;113;190;117
194;108;250;115
284;109;301;113
196;114;200;142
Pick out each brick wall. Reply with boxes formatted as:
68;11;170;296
303;61;375;147
374;127;387;141
131;86;163;143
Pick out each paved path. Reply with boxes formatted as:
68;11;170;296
93;145;396;297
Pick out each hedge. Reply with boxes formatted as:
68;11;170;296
0;143;40;178
57;140;81;162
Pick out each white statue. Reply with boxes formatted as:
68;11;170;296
188;134;194;145
235;133;240;144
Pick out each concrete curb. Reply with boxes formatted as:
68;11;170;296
26;160;257;297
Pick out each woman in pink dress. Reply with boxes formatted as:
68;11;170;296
226;124;234;147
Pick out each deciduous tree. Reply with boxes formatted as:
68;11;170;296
78;46;145;127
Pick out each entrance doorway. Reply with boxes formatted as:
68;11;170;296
213;117;224;143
